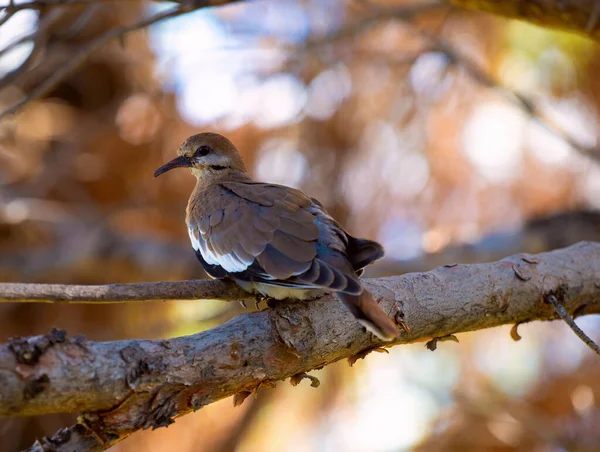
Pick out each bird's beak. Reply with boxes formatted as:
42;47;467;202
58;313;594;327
153;155;192;177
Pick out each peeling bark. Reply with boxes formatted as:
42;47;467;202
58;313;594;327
0;242;599;451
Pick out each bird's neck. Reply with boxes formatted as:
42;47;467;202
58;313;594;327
191;167;252;188
187;169;252;223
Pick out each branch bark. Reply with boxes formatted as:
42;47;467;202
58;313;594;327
445;0;600;41
0;279;254;304
1;242;599;451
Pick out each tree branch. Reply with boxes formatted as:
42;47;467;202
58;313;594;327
445;0;600;42
0;279;255;304
1;242;599;451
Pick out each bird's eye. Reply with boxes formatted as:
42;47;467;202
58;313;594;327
195;145;212;157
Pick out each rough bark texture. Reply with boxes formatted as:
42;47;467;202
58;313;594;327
1;242;599;451
446;0;600;40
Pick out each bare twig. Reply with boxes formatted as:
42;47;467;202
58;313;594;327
1;241;599;452
0;0;120;13
546;293;600;356
0;278;256;304
0;0;227;13
0;1;245;119
0;8;65;91
0;7;184;119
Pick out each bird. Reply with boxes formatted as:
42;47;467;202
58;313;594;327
154;133;400;340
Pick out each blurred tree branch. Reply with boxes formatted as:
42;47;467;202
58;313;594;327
407;22;600;164
375;210;600;275
446;0;600;42
0;5;203;120
0;242;599;451
5;0;598;164
0;0;246;120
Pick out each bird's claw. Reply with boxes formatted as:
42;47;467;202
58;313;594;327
254;294;278;309
253;294;265;310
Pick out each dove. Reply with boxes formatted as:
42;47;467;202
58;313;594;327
154;133;400;340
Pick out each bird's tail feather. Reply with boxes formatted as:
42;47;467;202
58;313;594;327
335;289;400;341
346;237;384;272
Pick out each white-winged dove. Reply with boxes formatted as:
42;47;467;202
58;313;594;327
154;133;400;340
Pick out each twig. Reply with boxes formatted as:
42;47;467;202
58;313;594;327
0;279;256;304
0;8;65;91
546;293;600;356
0;4;197;120
1;0;107;13
0;0;228;12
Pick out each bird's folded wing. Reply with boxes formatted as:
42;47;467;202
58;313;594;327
188;182;362;294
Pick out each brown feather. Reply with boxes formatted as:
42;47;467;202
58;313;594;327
198;216;210;235
336;290;400;340
270;230;316;262
257;245;312;279
209;209;224;227
279;214;319;240
253;214;280;232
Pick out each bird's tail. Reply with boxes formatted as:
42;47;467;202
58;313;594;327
335;289;400;341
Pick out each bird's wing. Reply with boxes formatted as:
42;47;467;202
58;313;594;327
188;182;363;294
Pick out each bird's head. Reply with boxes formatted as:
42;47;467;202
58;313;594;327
154;132;247;179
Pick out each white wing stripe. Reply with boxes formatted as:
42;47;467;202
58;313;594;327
188;225;250;273
188;227;201;251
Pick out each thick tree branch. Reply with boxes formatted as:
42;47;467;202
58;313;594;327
445;0;600;41
1;242;599;451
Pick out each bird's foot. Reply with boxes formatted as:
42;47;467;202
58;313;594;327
254;294;276;310
347;347;389;366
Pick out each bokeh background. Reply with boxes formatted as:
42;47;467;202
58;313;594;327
1;0;600;450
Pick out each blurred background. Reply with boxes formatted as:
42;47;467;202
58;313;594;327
1;0;600;450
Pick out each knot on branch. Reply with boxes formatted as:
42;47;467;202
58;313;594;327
8;328;67;365
120;344;167;388
269;300;316;355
